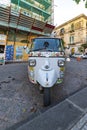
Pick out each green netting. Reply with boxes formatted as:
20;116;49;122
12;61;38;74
11;0;51;20
35;0;51;9
11;0;18;5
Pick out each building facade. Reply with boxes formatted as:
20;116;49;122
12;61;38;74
11;0;54;24
0;0;55;63
54;14;87;54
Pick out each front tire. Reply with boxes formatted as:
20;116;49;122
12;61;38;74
43;88;51;106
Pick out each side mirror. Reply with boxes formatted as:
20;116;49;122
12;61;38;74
23;46;30;54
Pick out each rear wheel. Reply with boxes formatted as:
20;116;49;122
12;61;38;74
43;88;51;106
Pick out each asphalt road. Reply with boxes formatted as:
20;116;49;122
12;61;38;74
0;58;87;130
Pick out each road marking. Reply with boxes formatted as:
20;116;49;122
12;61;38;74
66;99;84;113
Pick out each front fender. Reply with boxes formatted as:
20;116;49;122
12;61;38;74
36;69;58;88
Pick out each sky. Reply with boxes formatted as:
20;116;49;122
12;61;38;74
54;0;87;26
0;0;10;6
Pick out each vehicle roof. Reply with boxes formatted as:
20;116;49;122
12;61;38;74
74;53;83;55
33;37;61;39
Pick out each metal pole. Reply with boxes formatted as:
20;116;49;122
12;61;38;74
18;0;20;10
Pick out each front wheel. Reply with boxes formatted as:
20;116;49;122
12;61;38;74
43;88;51;106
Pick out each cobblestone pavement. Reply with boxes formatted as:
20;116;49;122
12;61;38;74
0;63;43;130
0;59;87;130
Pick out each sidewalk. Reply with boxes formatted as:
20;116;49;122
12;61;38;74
6;86;87;130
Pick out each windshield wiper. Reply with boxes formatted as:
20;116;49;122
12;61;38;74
31;48;46;51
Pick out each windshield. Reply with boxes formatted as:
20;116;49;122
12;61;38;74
31;38;64;52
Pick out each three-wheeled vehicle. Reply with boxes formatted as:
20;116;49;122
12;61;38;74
28;37;65;106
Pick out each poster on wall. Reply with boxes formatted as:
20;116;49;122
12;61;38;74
5;45;14;61
16;46;23;60
0;34;7;45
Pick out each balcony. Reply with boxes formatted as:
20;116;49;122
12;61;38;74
32;0;51;9
69;29;74;33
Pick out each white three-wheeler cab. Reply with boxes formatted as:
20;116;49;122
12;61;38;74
28;37;65;106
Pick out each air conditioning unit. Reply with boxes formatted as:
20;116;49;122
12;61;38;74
23;11;30;16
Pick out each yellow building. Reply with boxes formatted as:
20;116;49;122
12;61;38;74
54;14;87;54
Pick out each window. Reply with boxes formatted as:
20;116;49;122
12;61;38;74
60;28;65;35
86;22;87;28
75;21;82;29
71;23;74;31
69;36;74;44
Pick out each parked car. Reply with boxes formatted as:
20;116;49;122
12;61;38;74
71;53;83;58
82;53;87;59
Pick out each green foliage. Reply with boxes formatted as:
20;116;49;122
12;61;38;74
81;43;87;49
73;0;87;8
78;46;84;52
61;39;65;47
73;0;81;4
71;48;75;54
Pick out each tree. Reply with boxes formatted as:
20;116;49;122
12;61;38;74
81;43;87;49
61;39;65;47
73;0;87;8
78;46;84;52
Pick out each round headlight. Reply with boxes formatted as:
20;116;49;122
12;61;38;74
29;59;36;67
58;60;65;67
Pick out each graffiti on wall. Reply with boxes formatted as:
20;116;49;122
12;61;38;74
5;45;14;61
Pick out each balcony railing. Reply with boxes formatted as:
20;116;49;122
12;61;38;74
11;0;51;20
